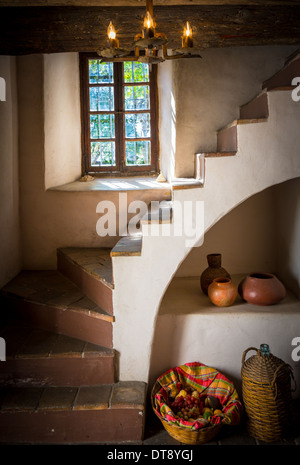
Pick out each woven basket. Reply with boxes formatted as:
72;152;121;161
151;381;222;445
241;346;294;442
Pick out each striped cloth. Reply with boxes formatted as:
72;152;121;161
154;362;243;431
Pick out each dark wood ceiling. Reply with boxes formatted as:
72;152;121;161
0;1;300;55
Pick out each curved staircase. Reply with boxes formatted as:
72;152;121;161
0;261;146;444
0;50;299;444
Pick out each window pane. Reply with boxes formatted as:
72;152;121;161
90;114;115;139
125;141;151;165
89;60;114;84
124;85;150;110
125;113;150;138
90;87;114;111
124;62;149;83
91;141;115;166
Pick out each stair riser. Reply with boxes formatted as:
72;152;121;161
57;252;113;315
0;357;115;387
217;125;237;152
0;409;144;444
4;295;113;348
240;92;269;120
263;57;300;90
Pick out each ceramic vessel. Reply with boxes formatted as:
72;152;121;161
200;253;231;295
238;272;286;306
208;277;238;307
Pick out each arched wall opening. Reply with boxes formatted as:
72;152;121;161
148;177;300;397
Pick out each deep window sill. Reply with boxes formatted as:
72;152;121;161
47;176;172;192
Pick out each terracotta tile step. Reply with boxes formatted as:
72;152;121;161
217;118;268;152
141;200;173;224
1;271;113;347
1;270;113;322
111;235;142;257
240;90;269;120
57;248;113;288
57;248;114;315
0;324;115;386
0;382;146;444
262;53;300;91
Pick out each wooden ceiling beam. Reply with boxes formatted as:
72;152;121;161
0;5;299;55
1;1;300;5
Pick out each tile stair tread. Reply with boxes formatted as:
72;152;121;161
0;323;114;359
0;382;146;412
1;270;113;322
110;235;142;257
263;52;300;90
58;247;113;289
141;200;173;224
204;151;237;157
218;117;268;132
171;179;203;190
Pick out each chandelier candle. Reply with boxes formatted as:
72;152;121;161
182;22;193;48
107;21;119;48
143;11;155;39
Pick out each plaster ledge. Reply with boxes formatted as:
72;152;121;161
159;275;300;316
47;176;172;192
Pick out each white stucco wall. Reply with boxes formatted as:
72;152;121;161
149;179;300;397
275;178;300;299
172;45;300;178
112;87;300;395
13;48;300;397
44;53;82;189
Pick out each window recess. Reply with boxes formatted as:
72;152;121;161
80;53;159;176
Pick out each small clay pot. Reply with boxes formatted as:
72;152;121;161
200;253;231;295
208;277;238;307
238;272;286;306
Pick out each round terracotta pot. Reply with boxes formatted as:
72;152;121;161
238;272;286;306
200;253;231;295
208;277;238;307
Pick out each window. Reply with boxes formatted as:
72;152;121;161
80;54;159;176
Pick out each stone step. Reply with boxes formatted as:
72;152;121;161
203;152;237;158
0;323;115;386
217;118;268;152
141;200;173;224
0;382;146;444
110;234;142;257
57;248;114;315
262;51;300;91
1;271;113;347
240;90;269;120
171;179;204;190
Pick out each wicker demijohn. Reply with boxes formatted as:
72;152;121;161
241;344;294;442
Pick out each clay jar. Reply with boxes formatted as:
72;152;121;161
200;253;231;295
208;277;238;307
238;272;286;306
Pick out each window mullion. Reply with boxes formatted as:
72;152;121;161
114;62;124;173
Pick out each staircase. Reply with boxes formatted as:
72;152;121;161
0;258;146;444
1;50;300;444
203;49;300;159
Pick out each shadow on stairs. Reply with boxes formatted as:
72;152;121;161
0;248;146;444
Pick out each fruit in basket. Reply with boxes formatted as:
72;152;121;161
176;389;187;399
191;390;199;399
170;391;205;421
214;409;224;416
203;410;213;420
205;395;222;411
